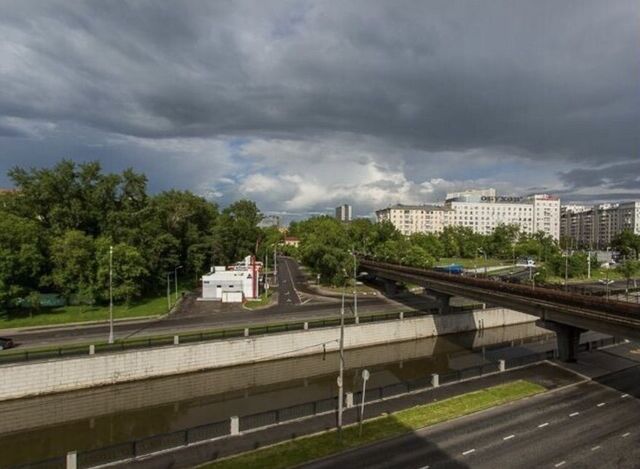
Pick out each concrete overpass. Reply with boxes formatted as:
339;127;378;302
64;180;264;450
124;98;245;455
360;259;640;361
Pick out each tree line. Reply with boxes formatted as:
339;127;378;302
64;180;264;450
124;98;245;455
0;160;273;312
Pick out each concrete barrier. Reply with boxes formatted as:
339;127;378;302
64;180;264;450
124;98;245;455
0;308;534;401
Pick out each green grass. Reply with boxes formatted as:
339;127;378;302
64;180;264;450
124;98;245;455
0;294;177;329
244;291;274;310
545;268;625;284
437;257;508;268
201;380;544;469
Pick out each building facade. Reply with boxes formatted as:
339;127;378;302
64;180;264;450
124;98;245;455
335;204;352;222
376;188;561;239
560;201;640;248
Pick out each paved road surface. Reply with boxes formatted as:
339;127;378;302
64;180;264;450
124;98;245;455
276;256;303;308
303;365;640;469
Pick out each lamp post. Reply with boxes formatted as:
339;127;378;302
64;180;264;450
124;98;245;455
337;271;347;441
532;271;540;290
587;251;591;279
166;272;171;312
108;245;114;344
563;251;569;292
351;249;358;320
174;265;183;303
359;369;370;437
477;248;488;275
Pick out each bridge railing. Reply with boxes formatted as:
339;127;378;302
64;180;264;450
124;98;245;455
360;258;640;318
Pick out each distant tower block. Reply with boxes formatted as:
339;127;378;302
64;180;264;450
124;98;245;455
335;204;353;222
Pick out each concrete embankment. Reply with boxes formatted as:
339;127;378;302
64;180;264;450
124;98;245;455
0;308;535;401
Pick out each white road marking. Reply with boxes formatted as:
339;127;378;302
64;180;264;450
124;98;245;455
591;446;601;451
462;449;475;456
418;466;430;469
503;434;515;440
622;432;631;438
554;461;566;467
597;402;606;407
621;394;629;398
569;412;580;417
538;422;549;428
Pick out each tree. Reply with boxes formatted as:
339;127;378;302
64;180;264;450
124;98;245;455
0;212;46;312
612;230;640;260
96;239;148;304
618;260;640;298
50;230;96;302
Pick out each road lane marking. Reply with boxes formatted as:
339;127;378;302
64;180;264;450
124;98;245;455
418;466;430;469
462;449;475;456
622;432;631;438
538;422;549;428
503;434;515;440
591;446;601;451
621;394;629;398
569;412;579;417
554;462;566;467
597;402;606;407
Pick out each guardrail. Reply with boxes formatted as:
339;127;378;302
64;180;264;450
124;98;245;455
0;305;484;366
9;336;622;469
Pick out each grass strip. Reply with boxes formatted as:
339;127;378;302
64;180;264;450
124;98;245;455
201;379;544;469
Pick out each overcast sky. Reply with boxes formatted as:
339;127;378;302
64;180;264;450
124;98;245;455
1;1;638;220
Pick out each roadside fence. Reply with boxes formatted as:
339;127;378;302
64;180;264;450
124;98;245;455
8;335;623;469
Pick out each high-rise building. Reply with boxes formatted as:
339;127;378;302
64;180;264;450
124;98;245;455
560;201;640;248
376;188;561;239
335;204;352;222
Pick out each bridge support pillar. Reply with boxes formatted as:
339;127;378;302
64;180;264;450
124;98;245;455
425;290;452;314
537;320;586;363
383;280;399;296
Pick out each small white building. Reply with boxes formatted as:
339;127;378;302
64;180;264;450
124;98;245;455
201;256;261;303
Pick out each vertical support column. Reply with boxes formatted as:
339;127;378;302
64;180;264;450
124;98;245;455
303;322;309;330
499;359;506;372
345;392;354;408
230;416;239;435
537;320;586;363
426;290;452;314
431;373;440;388
244;328;249;337
173;335;179;345
89;345;95;355
66;451;77;469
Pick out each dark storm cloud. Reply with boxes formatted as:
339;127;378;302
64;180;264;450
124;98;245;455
0;1;638;211
559;161;640;191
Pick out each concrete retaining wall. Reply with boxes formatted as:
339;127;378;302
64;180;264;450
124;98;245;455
0;308;535;401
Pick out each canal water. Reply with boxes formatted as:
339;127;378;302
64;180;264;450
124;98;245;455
0;322;602;467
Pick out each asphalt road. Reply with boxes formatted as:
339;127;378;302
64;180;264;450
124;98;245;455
4;256;436;349
303;365;640;469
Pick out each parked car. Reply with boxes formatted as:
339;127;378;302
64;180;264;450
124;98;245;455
0;337;14;350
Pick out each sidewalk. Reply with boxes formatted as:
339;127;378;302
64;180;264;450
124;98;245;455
125;362;582;469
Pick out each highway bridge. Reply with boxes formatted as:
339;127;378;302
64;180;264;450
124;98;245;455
360;259;640;362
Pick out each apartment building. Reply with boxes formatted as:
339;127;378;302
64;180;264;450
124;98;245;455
376;188;561;239
561;201;640;248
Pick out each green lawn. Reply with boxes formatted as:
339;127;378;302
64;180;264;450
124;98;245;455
244;291;274;310
545;268;626;285
437;257;508;268
201;380;544;469
0;294;176;329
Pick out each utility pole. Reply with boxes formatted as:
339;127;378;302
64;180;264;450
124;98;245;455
587;251;591;279
352;249;358;320
273;245;278;286
337;281;346;440
166;272;171;312
108;245;114;344
174;265;182;303
564;251;569;291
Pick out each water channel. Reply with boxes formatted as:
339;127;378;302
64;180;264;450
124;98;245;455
0;322;606;467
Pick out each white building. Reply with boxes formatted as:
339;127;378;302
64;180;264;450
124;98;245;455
561;201;640;248
201;255;261;303
335;204;352;222
376;188;561;240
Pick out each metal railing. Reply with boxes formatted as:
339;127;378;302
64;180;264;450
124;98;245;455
0;306;483;366
11;337;625;469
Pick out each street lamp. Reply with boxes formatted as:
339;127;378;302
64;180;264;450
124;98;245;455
108;245;114;344
174;265;183;303
532;271;540;290
350;249;358;320
599;268;614;301
477;248;488;275
337;269;348;441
